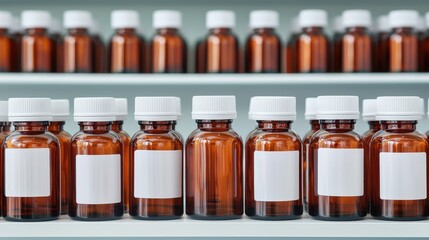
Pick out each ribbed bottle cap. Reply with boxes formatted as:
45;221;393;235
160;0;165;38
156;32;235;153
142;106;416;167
111;10;139;29
249;96;296;121
135;97;180;121
0;101;8;122
362;99;376;121
192;95;236;120
342;10;372;28
298;9;327;28
51;99;70;121
63;10;92;29
389;10;418;28
153;10;181;29
305;98;317;120
333;16;344;32
249;10;279;29
115;98;128;121
8;98;52;122
316;96;360;120
377;15;390;32
206;10;235;29
74;97;116;122
376;96;423;121
0;11;12;28
21;10;51;29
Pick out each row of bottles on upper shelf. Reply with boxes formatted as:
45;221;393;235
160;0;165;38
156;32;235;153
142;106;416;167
1;9;429;73
0;95;429;221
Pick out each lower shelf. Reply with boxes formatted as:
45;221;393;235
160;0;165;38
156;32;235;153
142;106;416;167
0;214;428;238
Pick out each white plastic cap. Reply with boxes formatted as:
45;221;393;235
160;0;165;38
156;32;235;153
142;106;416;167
63;10;92;29
153;10;182;29
135;97;180;121
206;10;235;29
115;98;128;121
376;96;423;121
305;98;317;120
249;10;279;29
111;10;140;29
333;16;344;33
74;97;116;122
298;9;327;28
290;17;300;33
51;99;70;121
249;96;296;121
8;98;52;122
316;96;360;120
0;101;8;122
377;15;390;32
192;96;236;120
0;11;12;28
21;10;51;29
342;10;372;28
362;99;376;121
389;10;418;28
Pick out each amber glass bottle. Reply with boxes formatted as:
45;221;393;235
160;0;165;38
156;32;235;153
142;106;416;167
302;98;319;211
186;96;243;219
111;98;130;213
3;98;60;221
308;96;366;220
0;11;13;72
195;39;206;73
62;11;93;73
338;10;372;72
285;18;299;73
21;11;54;72
388;10;419;72
70;97;123;221
10;17;23;72
0;101;10;217
150;10;187;73
203;11;240;73
90;21;106;73
246;97;302;220
332;16;344;72
245;10;281;73
47;100;71;215
49;18;62;72
109;10;144;73
422;13;429;72
296;10;329;73
374;16;390;72
371;97;428;220
130;97;183;219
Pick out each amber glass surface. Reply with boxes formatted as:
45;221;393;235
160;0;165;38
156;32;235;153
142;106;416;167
21;28;54;72
285;33;298;73
48;121;71;215
150;28;187;73
69;122;123;221
371;121;428;220
302;120;320;211
338;27;372;72
186;120;243;219
129;121;183;219
389;27;418;72
11;32;22;72
195;39;206;73
308;120;366;220
204;28;240;73
245;28;281;73
375;32;389;72
0;28;12;72
422;32;429;72
3;122;60;221
111;121;130;213
245;121;303;220
63;28;93;73
92;34;106;73
0;122;11;217
332;32;343;72
296;27;329;73
109;28;143;73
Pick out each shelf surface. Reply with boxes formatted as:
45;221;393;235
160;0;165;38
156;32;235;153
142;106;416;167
0;215;428;238
0;73;429;86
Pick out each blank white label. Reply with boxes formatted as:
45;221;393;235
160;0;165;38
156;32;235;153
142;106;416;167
76;154;121;204
380;152;427;200
5;148;51;197
317;148;364;196
254;151;300;201
134;150;182;199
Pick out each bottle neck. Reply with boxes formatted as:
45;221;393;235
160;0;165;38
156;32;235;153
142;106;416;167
196;120;232;131
67;28;89;35
345;26;368;33
139;121;176;133
310;120;320;131
1;122;11;132
111;121;123;132
392;27;415;34
257;120;292;131
302;26;324;33
380;121;417;131
14;121;48;134
209;28;232;34
320;120;356;131
368;121;381;131
253;28;275;34
156;28;179;34
48;121;65;132
25;28;48;35
115;28;137;35
79;122;111;133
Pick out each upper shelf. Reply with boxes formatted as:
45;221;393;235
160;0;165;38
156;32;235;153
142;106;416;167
0;73;428;86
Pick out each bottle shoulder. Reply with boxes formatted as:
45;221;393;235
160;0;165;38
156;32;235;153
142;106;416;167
131;130;183;151
246;128;301;143
372;129;427;142
5;131;59;148
311;129;363;148
71;130;122;143
186;128;243;144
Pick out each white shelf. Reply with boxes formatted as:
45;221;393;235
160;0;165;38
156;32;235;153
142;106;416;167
0;215;427;238
0;73;429;86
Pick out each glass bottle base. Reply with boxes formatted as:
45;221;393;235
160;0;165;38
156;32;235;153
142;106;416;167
248;215;301;221
4;216;58;222
70;216;122;221
187;214;242;220
372;215;428;221
310;215;365;221
131;215;182;220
